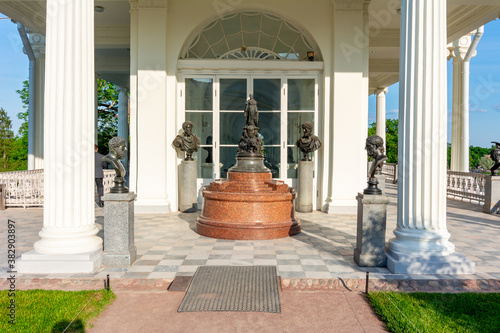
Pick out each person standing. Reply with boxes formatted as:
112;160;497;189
95;145;106;207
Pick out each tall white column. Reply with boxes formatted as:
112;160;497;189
129;0;170;212
20;0;102;273
386;0;474;274
450;31;480;172
375;87;388;152
324;0;370;214
117;87;129;170
30;33;46;169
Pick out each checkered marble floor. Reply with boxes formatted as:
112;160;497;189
1;183;500;281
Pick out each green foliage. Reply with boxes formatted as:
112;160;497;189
368;119;398;163
479;156;494;170
368;292;500;333
470;145;494;169
0;289;115;332
0;108;14;170
97;78;119;154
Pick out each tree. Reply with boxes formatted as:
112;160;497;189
97;78;119;154
0;108;14;171
368;119;398;163
479;156;494;170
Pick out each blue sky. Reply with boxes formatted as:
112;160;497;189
1;13;499;147
368;19;500;148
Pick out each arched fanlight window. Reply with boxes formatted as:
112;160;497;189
182;12;321;61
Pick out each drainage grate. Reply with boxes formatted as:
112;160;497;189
177;266;281;313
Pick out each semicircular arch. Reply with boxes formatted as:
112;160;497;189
179;10;323;61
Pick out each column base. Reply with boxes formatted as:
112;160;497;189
18;249;102;274
386;248;475;274
323;199;357;214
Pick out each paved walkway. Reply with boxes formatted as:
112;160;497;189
1;183;500;286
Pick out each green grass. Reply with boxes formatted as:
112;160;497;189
0;289;115;333
367;292;500;333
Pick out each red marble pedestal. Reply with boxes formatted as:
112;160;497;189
196;172;301;240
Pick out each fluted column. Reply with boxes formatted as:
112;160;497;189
386;0;474;274
450;31;480;172
30;33;46;170
375;87;388;152
117;87;129;170
30;0;101;258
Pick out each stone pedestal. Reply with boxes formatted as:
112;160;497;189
354;193;389;267
102;192;137;267
375;174;386;194
483;175;500;214
297;161;314;212
179;160;197;212
197;172;300;240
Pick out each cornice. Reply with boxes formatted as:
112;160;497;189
331;0;370;12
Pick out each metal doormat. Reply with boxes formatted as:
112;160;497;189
177;266;281;313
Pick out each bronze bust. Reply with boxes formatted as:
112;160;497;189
364;135;387;195
103;136;128;193
297;122;321;161
172;121;201;161
491;141;500;176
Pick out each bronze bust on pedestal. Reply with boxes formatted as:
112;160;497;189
297;122;321;161
103;136;128;193
172;121;201;161
364;135;388;195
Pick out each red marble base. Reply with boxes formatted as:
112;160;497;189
196;172;301;240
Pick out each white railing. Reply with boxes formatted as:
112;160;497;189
382;163;398;184
447;171;486;203
0;169;44;208
0;169;116;208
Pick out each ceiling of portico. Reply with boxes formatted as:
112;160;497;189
0;0;499;93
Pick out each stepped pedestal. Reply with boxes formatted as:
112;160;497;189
196;172;301;240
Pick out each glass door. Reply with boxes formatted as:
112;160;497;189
183;75;317;183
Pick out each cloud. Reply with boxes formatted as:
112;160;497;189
471;108;488;113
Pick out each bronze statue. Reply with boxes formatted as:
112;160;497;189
238;124;262;154
491;141;500;176
364;135;387;195
244;94;259;127
172;121;201;161
103;136;128;193
296;122;321;161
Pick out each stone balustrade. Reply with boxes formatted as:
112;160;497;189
0;169;116;207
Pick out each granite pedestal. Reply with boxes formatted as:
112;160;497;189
483;175;500;214
297;160;314;212
354;193;389;267
179;160;197;212
102;192;137;267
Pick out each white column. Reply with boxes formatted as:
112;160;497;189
450;32;478;172
20;0;102;274
30;33;46;169
375;87;388;152
117;87;129;170
324;0;370;214
386;0;474;274
129;0;170;212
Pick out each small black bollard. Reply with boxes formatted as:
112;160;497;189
365;271;370;294
106;274;110;291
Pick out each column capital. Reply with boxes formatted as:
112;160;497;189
26;33;45;58
450;32;476;61
331;0;370;12
375;87;388;96
117;87;128;94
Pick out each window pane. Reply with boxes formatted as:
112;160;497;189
288;79;314;110
186;78;213;110
254;79;280;111
192;150;213;179
185;112;213;145
220;112;245;145
287;146;301;178
220;79;247;110
220;147;238;178
263;146;280;178
259;112;280;145
287;112;314;145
